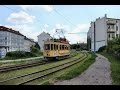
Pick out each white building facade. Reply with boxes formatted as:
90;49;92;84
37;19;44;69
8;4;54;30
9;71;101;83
38;32;52;51
24;37;36;52
0;26;35;58
87;14;120;51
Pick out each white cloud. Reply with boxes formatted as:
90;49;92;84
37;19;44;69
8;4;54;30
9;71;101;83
70;24;89;33
50;23;89;44
19;5;53;12
1;23;89;44
3;24;41;42
44;24;49;28
7;11;35;24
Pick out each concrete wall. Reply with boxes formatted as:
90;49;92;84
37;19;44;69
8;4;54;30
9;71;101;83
0;30;35;58
38;32;52;51
91;17;107;51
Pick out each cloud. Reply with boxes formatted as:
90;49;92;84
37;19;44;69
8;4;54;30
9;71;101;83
7;11;35;24
50;23;89;44
1;22;89;44
2;24;41;42
65;34;87;44
19;5;53;12
70;24;89;33
44;24;49;28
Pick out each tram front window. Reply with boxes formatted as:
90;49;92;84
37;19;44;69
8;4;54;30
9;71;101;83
45;44;50;50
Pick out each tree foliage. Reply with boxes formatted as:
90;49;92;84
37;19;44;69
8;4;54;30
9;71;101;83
34;42;40;50
105;36;120;57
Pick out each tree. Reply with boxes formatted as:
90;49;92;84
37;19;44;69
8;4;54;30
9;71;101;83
34;42;40;50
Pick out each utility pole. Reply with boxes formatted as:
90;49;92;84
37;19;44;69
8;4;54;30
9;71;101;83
94;22;96;54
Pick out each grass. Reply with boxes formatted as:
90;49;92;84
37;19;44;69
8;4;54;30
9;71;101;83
99;52;120;85
0;57;43;67
18;53;83;85
42;80;53;85
0;52;81;82
40;53;96;85
56;53;96;80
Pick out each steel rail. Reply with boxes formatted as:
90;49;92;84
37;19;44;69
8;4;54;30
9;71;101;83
18;53;88;85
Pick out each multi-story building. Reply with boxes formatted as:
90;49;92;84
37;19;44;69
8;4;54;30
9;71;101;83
24;36;36;52
0;26;35;58
87;14;120;51
37;32;52;51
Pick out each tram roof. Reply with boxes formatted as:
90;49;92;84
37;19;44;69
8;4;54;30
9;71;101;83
44;40;69;45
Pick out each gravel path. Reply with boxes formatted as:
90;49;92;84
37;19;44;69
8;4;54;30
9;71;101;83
54;54;112;85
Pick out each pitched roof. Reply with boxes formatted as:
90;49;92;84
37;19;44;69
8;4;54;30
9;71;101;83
0;26;24;36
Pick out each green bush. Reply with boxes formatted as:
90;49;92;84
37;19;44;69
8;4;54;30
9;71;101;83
5;51;36;59
34;43;40;50
98;46;106;52
30;46;43;56
31;46;39;53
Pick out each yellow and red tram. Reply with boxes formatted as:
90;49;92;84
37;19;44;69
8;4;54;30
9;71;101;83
43;38;70;60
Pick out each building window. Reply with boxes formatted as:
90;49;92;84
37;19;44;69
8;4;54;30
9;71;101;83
116;26;118;31
112;33;115;38
5;37;7;40
111;25;114;29
116;34;118;38
108;34;110;38
107;25;110;29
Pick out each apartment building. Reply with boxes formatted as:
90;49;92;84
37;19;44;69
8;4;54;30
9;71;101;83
87;14;120;51
24;36;36;52
37;32;52;51
0;26;35;58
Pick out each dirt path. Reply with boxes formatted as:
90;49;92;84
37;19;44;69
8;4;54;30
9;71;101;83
54;54;112;85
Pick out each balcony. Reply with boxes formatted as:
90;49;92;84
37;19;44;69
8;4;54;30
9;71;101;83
107;20;116;24
107;29;115;33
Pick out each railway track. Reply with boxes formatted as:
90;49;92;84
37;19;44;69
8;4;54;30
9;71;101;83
0;51;78;73
0;52;88;85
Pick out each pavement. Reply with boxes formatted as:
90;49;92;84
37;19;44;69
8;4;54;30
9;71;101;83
54;54;112;85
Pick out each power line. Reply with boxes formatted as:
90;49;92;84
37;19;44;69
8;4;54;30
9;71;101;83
53;8;77;28
2;5;88;38
53;8;88;36
1;5;18;12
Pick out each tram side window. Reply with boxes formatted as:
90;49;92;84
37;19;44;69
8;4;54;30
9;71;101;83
62;45;64;50
54;44;56;50
64;45;66;50
56;45;58;50
51;44;53;50
45;44;50;50
66;46;68;50
65;45;67;50
60;45;62;50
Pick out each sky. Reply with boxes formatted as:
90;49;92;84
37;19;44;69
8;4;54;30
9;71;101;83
1;5;120;44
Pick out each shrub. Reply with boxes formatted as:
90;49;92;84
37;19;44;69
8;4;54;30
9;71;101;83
5;51;36;59
98;46;106;52
30;46;39;53
34;43;40;50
